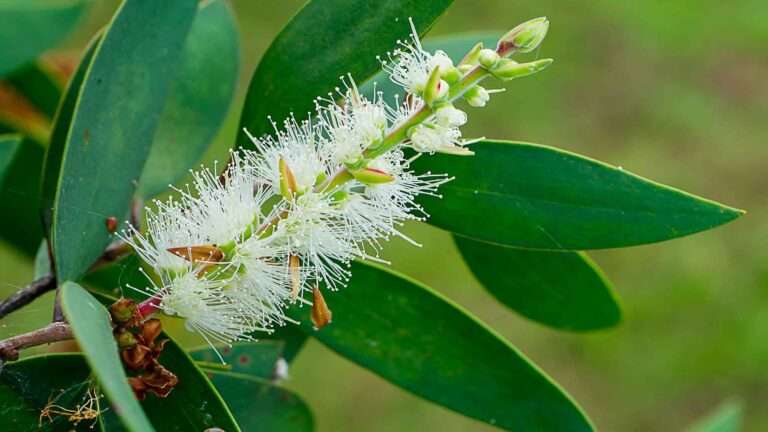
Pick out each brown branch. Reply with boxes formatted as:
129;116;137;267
89;240;133;273
0;322;72;362
0;275;56;320
52;288;65;323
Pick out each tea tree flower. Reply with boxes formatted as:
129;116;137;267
120;17;554;346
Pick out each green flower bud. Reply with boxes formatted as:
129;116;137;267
435;105;468;128
459;42;484;66
441;65;463;84
423;66;448;106
491;58;553;81
349;167;395;185
463;86;490;107
478;49;500;69
498;17;550;56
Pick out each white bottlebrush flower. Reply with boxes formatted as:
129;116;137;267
435;105;468;128
408;122;476;155
341;151;452;249
134;268;256;346
244;117;329;194
381;19;454;94
317;80;389;165
122;151;270;272
229;236;296;328
269;191;356;291
122;197;201;273
177;152;270;245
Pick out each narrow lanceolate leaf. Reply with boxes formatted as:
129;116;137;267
139;334;241;432
60;282;153;432
0;0;91;77
290;262;593;431
454;235;621;331
190;341;285;379
686;400;743;432
138;0;239;198
0;354;106;431
237;0;454;148
0;135;44;255
40;34;99;234
50;0;197;281
208;372;314;432
414;140;743;250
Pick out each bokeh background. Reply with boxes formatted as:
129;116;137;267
1;1;766;430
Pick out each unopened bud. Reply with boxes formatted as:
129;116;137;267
311;286;332;330
349;167;395;185
491;58;553;80
423;66;448;106
498;17;550;55
459;42;484;66
463;86;490;107
478;49;500;69
116;330;138;349
441;65;462;84
278;157;298;200
435;105;468;128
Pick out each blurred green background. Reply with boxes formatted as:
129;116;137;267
1;1;766;430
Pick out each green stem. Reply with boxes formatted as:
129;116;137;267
447;66;490;100
363;104;432;160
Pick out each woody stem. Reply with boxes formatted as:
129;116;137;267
0;322;73;362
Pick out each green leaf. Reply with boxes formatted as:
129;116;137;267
256;323;308;363
190;341;284;379
0;0;91;77
454;235;621;331
40;34;99;235
5;60;64;119
49;0;197;281
237;0;454;148
0;134;22;184
0;353;104;431
687;400;743;432
290;261;593;431
414;140;743;250
0;135;44;255
34;240;52;279
138;0;239;198
60;281;153;431
208;371;314;432
139;334;241;432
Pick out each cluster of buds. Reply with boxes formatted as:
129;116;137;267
117;17;551;349
110;299;178;399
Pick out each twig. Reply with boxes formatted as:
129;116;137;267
52;288;65;323
0;275;56;320
88;240;133;272
0;322;73;362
